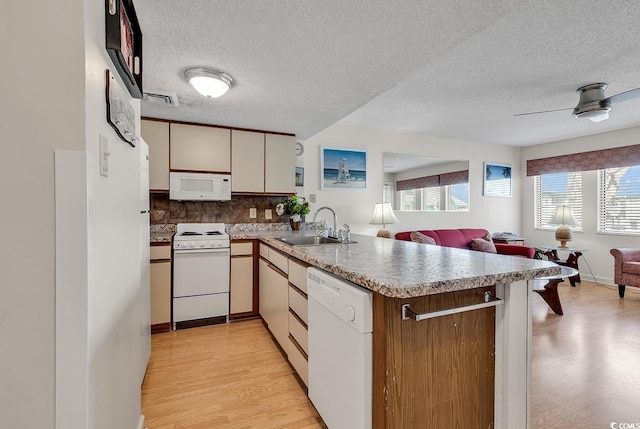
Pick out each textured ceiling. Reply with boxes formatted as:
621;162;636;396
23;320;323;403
136;0;640;146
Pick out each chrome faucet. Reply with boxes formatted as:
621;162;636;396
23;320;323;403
313;206;337;238
342;224;351;243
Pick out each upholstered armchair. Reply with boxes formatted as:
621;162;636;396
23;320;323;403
610;248;640;298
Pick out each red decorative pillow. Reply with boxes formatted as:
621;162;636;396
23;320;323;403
410;231;436;245
470;238;497;254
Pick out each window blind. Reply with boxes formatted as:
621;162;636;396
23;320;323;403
599;166;640;233
422;187;440;210
535;172;582;230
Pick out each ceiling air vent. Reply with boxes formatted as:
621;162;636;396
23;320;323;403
143;91;179;106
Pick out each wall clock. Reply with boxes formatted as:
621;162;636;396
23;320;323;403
295;141;304;157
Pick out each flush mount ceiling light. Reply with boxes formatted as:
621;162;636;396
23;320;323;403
184;67;235;98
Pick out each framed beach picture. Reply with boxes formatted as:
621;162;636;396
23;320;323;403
295;167;304;187
483;162;512;197
321;147;367;190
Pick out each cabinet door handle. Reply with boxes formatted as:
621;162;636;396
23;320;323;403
402;291;502;321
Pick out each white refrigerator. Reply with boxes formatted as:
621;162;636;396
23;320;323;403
138;139;151;384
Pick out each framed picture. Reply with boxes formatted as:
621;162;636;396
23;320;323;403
105;0;143;98
483;162;512;197
106;70;136;146
321;147;367;190
295;167;304;187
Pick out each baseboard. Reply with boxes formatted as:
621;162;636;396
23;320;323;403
136;414;145;429
579;273;614;286
151;322;171;334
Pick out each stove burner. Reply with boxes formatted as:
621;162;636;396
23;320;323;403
180;232;203;236
206;231;223;236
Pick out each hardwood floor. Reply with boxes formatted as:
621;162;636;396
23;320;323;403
142;282;640;428
141;319;326;429
531;280;640;428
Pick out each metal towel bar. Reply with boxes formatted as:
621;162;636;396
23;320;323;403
401;291;502;321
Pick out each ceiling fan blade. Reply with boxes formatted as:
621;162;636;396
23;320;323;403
604;87;640;104
514;107;573;117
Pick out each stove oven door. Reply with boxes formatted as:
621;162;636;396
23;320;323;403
173;248;230;323
173;248;230;297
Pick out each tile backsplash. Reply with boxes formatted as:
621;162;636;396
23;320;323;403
150;193;288;225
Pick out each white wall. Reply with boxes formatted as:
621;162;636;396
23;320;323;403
0;1;86;428
1;1;147;428
302;124;523;236
521;126;640;285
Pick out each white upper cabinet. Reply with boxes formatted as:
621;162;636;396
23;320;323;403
140;119;170;191
265;134;295;194
231;130;265;193
170;123;231;173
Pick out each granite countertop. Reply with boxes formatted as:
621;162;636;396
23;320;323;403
150;224;175;244
230;231;561;298
150;233;174;243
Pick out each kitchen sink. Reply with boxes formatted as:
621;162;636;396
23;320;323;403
276;236;355;246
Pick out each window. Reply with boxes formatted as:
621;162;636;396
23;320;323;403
599;165;640;233
399;183;469;211
448;183;470;211
535;172;582;230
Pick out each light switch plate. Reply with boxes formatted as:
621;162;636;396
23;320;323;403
249;208;257;218
265;209;272;220
309;194;316;203
99;134;109;177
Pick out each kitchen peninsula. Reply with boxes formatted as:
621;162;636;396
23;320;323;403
229;230;560;429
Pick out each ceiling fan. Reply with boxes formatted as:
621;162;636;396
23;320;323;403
515;83;640;122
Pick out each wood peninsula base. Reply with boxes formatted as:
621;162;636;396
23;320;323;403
372;286;496;428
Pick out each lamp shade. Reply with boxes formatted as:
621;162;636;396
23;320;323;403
549;205;578;248
549;205;578;226
184;67;234;98
369;203;398;226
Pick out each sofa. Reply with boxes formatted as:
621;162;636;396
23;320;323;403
610;248;640;298
395;228;535;258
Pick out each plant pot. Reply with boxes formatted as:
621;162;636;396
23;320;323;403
289;219;301;230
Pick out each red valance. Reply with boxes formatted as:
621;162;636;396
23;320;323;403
527;144;640;176
396;170;468;191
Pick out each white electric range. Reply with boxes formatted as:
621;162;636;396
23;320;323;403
172;223;230;329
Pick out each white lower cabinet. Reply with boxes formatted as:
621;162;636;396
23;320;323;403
287;259;309;386
259;244;310;386
150;244;171;332
230;241;255;317
259;257;289;350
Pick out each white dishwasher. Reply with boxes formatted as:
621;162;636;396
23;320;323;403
307;268;372;429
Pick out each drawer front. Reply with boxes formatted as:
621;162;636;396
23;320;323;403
288;259;307;293
173;293;229;322
288;285;308;324
269;249;288;274
259;243;269;259
231;241;253;256
289;311;308;354
288;337;308;387
150;245;171;260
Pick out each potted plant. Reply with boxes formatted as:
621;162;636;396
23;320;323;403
276;195;310;230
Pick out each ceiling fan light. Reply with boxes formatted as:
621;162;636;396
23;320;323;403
589;111;609;122
572;103;611;122
184;67;234;98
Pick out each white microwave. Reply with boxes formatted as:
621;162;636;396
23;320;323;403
169;172;231;201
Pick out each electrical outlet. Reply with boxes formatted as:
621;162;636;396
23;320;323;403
249;208;257;218
265;209;272;219
99;134;109;177
309;193;316;203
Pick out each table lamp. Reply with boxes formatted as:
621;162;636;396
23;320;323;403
549;204;578;248
370;202;399;238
